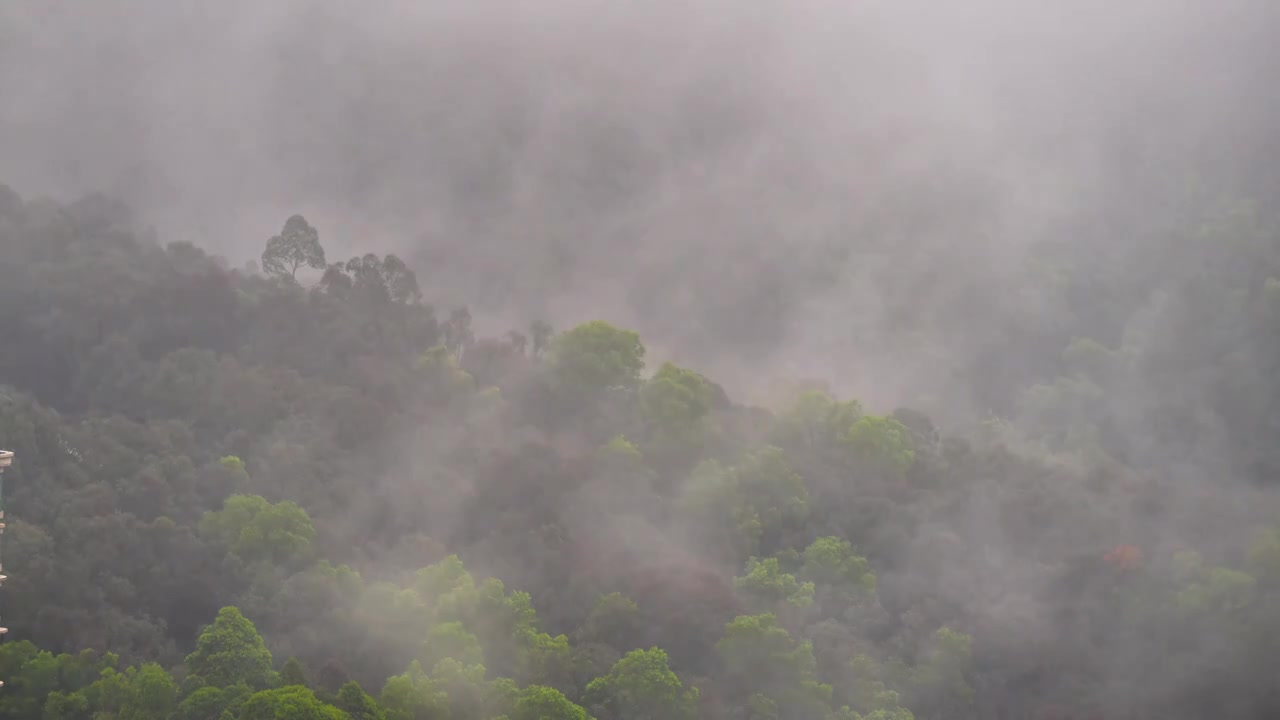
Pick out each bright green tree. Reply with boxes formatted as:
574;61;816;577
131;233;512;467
734;557;814;611
184;607;274;690
199;494;316;568
799;537;876;592
173;683;252;720
549;321;646;390
119;663;178;720
239;685;346;720
583;647;699;720
510;685;588;720
847;416;915;475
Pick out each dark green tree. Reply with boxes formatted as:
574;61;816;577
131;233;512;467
280;657;309;688
262;215;326;281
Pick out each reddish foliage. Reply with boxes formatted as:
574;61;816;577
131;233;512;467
1103;544;1143;570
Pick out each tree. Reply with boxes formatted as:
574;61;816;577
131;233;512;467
335;681;385;720
731;446;810;557
716;614;817;691
530;320;554;358
173;684;253;720
442;307;473;353
262;215;326;281
907;627;974;719
774;391;863;451
428;659;490;720
734;557;815;612
423;622;484;669
42;690;90;720
640;362;717;470
199;494;316;568
510;685;588;720
280;657;309;688
642;363;713;426
379;661;449;720
119;663;178;720
322;253;424;306
382;254;423;304
239;685;346;720
185;607;274;689
549;321;646;390
716;614;831;718
799;537;876;592
583;647;699;720
576;592;643;651
847;416;915;476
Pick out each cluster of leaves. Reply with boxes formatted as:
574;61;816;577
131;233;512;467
3;185;1280;719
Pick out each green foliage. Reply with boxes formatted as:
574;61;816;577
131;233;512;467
735;556;815;611
643;363;714;421
220;455;248;476
510;685;588;720
423;622;484;669
1174;561;1257;615
10;183;1280;720
121;663;179;720
575;592;643;651
239;685;347;720
174;683;252;720
379;661;449;720
185;607;275;690
427;658;491;720
281;657;309;688
549;321;646;390
680;447;810;559
416;345;476;403
640;362;717;465
415;554;475;603
716;613;830;718
775;391;863;450
583;647;699;720
800;537;876;593
199;494;316;568
847;416;915;476
336;680;386;720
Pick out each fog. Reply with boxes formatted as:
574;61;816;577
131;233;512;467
4;0;1276;416
3;2;1280;716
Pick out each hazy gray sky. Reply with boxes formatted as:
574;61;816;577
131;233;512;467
3;0;1278;412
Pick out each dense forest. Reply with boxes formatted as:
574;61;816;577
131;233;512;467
5;2;1280;719
2;177;1280;720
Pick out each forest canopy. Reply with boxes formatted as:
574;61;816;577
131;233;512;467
3;181;1280;720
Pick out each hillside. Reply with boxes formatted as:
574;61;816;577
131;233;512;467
2;185;1280;719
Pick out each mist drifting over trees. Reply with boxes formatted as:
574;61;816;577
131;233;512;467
3;1;1280;719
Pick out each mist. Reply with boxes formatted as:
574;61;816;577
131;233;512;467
4;0;1276;412
3;1;1280;719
